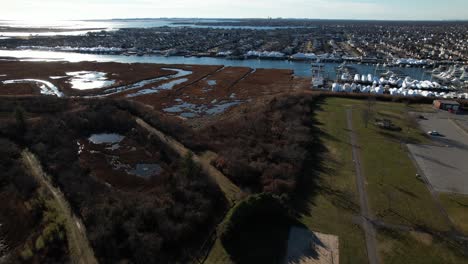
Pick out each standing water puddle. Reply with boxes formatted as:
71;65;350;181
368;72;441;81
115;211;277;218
2;79;64;97
126;164;162;179
100;68;192;96
67;71;115;90
88;133;124;144
86;133;161;180
127;77;188;97
163;99;243;118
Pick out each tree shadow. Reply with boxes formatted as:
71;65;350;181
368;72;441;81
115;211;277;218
455;200;468;208
393;185;419;199
378;130;425;145
224;218;334;264
283;223;330;264
291;99;337;216
223;217;295;264
413;152;458;170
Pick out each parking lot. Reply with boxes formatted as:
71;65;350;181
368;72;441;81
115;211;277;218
407;111;468;194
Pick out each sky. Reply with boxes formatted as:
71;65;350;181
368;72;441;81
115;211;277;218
1;0;467;21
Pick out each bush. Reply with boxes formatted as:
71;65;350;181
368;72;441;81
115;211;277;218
35;236;45;251
201;94;317;195
20;245;33;260
1;97;227;263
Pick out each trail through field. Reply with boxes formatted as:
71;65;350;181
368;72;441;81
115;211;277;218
346;109;380;264
22;150;98;264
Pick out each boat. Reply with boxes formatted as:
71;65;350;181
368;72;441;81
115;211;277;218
311;64;325;88
460;68;468;81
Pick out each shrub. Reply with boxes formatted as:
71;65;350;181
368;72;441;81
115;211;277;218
35;236;45;251
20;245;33;260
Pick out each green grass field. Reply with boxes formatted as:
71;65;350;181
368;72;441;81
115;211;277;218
205;238;233;264
205;97;465;264
298;98;368;264
377;229;468;264
350;100;449;231
440;193;468;236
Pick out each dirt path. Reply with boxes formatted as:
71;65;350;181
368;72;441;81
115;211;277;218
22;150;98;264
346;109;380;264
135;118;241;204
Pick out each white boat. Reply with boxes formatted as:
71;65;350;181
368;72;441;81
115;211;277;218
311;64;325;88
354;74;360;82
460;67;468;81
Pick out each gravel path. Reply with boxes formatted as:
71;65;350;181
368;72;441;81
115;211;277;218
22;150;97;264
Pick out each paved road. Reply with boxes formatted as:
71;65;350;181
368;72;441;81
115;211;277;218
408;112;468;194
22;150;97;264
346;109;380;264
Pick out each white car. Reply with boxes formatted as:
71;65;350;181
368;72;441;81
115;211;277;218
427;131;442;136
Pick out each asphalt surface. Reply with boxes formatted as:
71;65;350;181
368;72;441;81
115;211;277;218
407;111;468;194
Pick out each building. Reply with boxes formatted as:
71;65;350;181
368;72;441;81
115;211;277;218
433;100;460;112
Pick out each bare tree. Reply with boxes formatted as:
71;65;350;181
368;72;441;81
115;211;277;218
404;106;419;143
362;96;376;128
0;236;8;259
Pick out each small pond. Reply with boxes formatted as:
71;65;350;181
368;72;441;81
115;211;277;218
126;163;162;179
88;133;124;144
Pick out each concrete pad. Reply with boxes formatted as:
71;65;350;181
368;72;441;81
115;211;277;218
407;111;468;194
284;227;339;264
407;144;468;194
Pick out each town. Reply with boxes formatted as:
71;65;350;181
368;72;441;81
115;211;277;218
2;20;467;66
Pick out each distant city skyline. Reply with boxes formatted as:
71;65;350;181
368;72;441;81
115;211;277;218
2;0;468;21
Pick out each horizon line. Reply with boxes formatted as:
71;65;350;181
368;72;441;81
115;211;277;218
1;17;468;22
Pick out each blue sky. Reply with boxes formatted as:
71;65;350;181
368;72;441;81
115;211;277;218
1;0;467;21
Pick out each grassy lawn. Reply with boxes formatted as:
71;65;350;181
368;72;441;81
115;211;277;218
205;97;459;264
205;238;234;264
351;100;449;231
440;193;468;235
377;229;468;264
299;97;368;264
206;97;369;264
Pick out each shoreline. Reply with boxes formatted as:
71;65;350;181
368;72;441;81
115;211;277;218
2;47;465;69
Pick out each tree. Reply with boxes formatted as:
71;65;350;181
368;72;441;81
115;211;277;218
181;152;198;177
362;96;376;128
404;106;418;143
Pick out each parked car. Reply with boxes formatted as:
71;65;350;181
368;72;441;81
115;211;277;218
427;131;442;136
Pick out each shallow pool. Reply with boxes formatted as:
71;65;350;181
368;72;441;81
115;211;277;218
67;71;115;90
88;133;124;144
126;163;162;179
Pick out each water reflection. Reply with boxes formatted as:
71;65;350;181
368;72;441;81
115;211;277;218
0;49;427;79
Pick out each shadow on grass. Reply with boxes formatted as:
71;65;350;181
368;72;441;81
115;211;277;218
222;217;291;264
223;219;328;264
291;99;338;216
455;200;468;208
393;185;419;199
378;130;426;145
